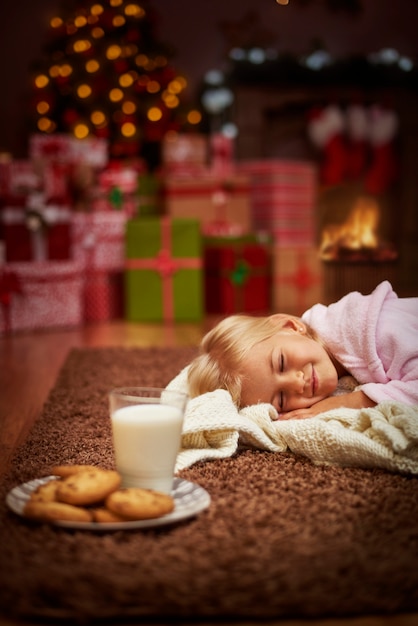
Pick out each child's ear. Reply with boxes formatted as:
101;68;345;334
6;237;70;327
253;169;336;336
269;314;307;334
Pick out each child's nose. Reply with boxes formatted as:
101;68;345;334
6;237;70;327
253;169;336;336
283;370;305;394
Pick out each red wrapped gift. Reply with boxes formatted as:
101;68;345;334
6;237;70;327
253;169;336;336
0;260;83;334
204;234;272;314
83;271;124;322
1;205;72;262
0;160;41;206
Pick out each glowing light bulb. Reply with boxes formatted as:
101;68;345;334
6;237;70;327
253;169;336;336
109;88;124;102
91;27;105;38
61;64;73;77
91;110;106;126
35;74;49;89
147;107;162;122
77;84;92;98
113;15;126;27
122;101;136;114
74;123;89;139
121;122;136;137
187;110;202;125
36;101;50;115
125;4;145;18
167;79;182;94
106;45;122;60
73;40;91;53
37;117;55;132
74;16;87;28
163;94;179;108
49;65;61;78
146;80;160;93
90;4;104;16
119;73;134;87
50;17;63;28
86;59;100;73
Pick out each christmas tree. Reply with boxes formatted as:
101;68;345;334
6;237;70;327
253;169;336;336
29;0;202;167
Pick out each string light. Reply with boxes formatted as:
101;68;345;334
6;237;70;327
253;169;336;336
113;15;126;27
90;4;104;16
122;101;136;114
109;88;124;102
187;110;202;125
34;74;49;88
91;27;105;38
121;122;136;137
36;101;50;115
77;84;92;98
124;4;145;18
30;0;204;160
85;59;100;73
147;107;162;122
106;44;122;60
50;17;63;28
73;123;90;139
91;110;107;126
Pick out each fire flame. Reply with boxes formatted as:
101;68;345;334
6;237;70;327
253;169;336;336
320;196;380;259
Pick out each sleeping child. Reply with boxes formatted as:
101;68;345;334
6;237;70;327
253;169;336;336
187;281;418;420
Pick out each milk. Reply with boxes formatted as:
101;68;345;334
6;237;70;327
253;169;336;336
111;403;184;493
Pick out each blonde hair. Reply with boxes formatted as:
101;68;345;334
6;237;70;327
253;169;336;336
187;313;319;406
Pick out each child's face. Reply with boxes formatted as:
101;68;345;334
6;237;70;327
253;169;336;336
238;326;339;413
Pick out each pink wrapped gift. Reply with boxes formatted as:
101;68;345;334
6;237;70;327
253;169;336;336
0;261;83;334
237;160;317;247
71;212;127;321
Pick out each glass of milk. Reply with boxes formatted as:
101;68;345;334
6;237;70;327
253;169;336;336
109;387;189;494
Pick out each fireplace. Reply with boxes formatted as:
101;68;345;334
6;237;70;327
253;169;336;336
318;183;398;302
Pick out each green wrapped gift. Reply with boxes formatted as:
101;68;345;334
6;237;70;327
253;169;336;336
125;217;203;321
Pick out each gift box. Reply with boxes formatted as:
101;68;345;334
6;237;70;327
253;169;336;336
1;205;72;262
237;160;317;247
71;212;127;321
29;133;108;169
0;261;83;334
0;160;41;206
163;175;252;236
273;246;324;316
125;216;203;322
83;271;124;322
204;234;272;314
71;212;127;272
162;133;208;175
91;163;140;214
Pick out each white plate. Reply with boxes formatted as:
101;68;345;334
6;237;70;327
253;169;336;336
6;476;211;531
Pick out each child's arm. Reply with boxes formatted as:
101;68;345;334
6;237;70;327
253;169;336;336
275;390;376;421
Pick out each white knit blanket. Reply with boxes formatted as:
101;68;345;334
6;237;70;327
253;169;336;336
167;367;418;475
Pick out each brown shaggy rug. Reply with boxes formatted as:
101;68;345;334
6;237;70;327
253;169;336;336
1;346;418;623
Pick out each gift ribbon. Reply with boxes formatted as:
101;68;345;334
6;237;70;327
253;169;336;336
125;217;202;321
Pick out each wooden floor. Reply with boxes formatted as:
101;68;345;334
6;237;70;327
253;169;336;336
0;320;417;626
